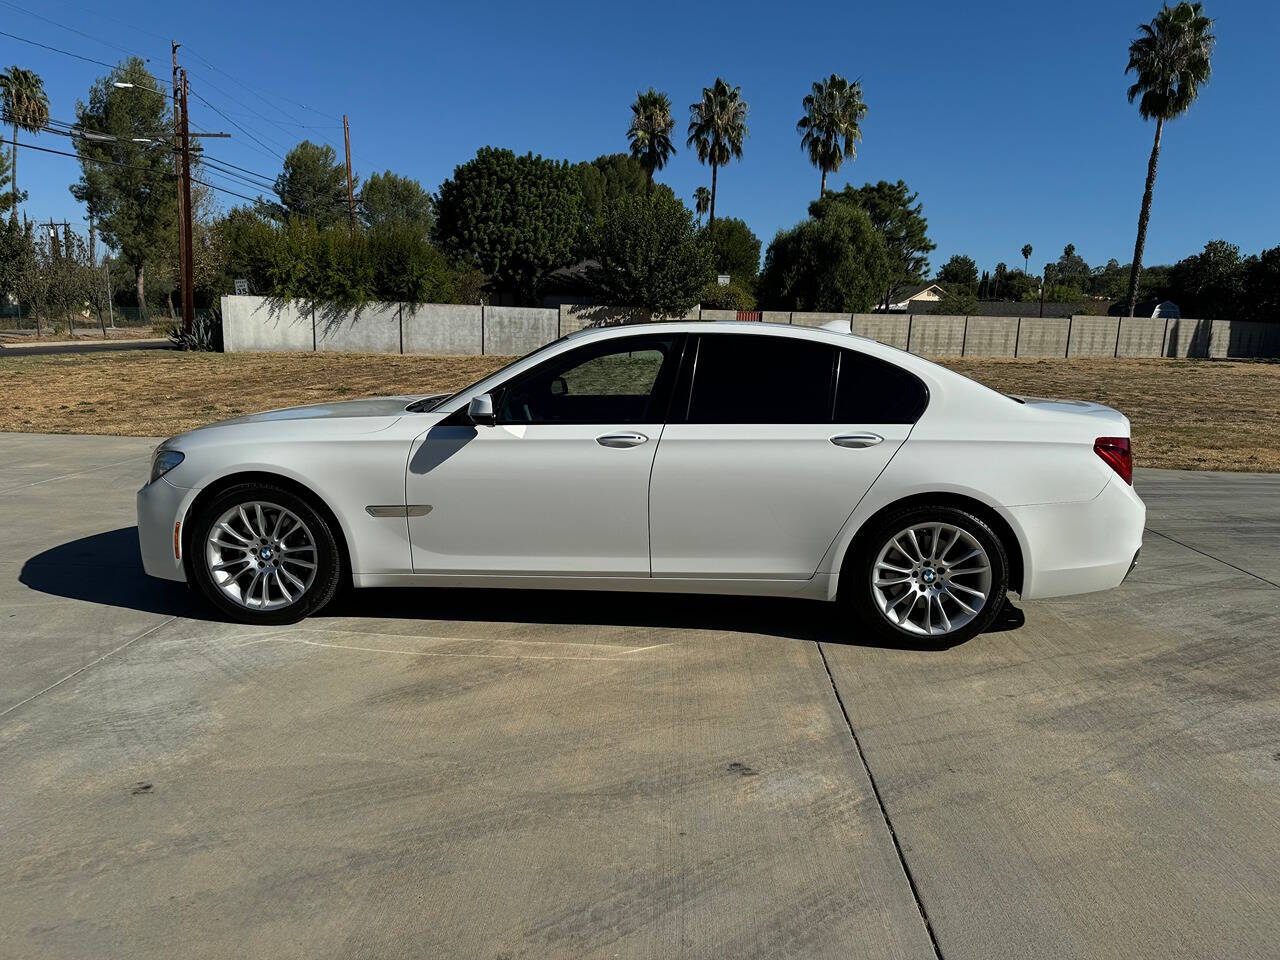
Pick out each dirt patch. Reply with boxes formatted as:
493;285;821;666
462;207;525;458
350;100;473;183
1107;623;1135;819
0;350;1275;471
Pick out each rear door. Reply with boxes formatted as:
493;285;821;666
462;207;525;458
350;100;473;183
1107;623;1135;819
648;333;924;580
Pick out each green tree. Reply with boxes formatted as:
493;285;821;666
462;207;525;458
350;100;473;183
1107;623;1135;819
1;66;49;223
1241;246;1280;321
1089;258;1127;300
818;180;934;310
1166;239;1244;318
574;153;648;232
702;216;761;282
757;203;890;312
0;142;22;219
937;254;978;291
687;78;748;226
270;140;353;227
1123;2;1215;316
358;170;432;237
1056;243;1091;285
587;188;713;316
693;186;711;225
796;73;867;199
627;88;676;187
1021;243;1033;274
435;147;583;303
70;58;176;313
0;215;32;299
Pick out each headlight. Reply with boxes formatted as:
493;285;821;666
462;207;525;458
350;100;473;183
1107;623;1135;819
150;449;185;483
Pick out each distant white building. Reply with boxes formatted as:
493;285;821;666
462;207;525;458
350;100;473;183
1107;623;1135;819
888;282;946;312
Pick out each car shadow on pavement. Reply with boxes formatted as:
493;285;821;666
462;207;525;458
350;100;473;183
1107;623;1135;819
21;527;1026;650
19;526;211;620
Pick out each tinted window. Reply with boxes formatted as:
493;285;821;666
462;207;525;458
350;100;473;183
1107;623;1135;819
686;334;835;423
497;335;679;423
834;350;929;423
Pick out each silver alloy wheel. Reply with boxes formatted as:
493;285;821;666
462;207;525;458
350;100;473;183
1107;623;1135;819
205;501;318;611
870;522;993;636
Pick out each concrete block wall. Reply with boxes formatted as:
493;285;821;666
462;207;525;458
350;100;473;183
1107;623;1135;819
1210;318;1280;358
222;297;1277;360
963;317;1019;357
852;314;909;350
1015;317;1071;357
1163;318;1211;358
483;306;558;355
222;296;314;352
1067;316;1120;358
907;315;966;356
1115;317;1167;357
315;302;400;354
403;304;482;355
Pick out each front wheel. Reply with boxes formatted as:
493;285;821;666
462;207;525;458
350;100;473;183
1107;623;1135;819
844;505;1008;645
188;483;343;624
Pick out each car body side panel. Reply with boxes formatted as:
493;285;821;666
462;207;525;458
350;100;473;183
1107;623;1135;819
649;423;910;579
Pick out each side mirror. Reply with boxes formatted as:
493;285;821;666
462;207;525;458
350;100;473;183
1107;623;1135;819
467;393;496;425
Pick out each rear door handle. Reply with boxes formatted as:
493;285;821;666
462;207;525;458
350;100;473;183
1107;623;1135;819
596;432;649;448
830;433;883;448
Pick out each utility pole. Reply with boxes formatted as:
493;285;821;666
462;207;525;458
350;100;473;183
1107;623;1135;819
343;114;355;231
104;256;115;329
88;212;95;266
178;69;195;336
47;220;61;259
171;41;185;306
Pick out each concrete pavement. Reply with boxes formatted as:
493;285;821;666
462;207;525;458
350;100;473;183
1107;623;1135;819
0;431;1276;959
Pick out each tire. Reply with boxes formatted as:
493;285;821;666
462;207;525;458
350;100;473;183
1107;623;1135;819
188;482;343;625
842;504;1009;646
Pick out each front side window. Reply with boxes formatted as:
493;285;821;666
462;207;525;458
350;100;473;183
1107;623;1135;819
496;334;680;424
685;334;836;423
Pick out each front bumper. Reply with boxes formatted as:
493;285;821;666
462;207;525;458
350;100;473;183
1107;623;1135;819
1011;475;1146;600
136;477;193;583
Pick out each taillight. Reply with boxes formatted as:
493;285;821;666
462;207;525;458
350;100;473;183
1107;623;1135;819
1094;436;1132;485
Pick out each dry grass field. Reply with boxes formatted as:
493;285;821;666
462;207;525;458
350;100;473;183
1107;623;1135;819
0;349;1275;471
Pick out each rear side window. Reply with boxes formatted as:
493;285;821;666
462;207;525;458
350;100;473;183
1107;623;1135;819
834;349;929;423
686;333;835;423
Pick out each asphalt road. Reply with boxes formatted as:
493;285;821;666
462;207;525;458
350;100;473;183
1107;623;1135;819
1;432;1276;960
0;337;171;357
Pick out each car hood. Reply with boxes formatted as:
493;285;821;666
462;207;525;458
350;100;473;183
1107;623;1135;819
214;396;426;425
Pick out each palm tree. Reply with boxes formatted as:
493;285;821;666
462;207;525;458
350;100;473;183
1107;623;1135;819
0;66;49;222
1123;2;1214;316
693;186;711;225
687;78;748;225
1021;243;1033;275
796;74;867;199
627;88;676;188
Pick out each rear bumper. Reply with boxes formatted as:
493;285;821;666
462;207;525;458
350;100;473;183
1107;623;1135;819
1011;476;1146;600
136;477;192;583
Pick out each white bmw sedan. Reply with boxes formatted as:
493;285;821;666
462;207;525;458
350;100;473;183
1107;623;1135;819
138;321;1145;643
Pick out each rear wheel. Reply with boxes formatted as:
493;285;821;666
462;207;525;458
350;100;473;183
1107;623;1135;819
189;483;342;624
844;505;1008;645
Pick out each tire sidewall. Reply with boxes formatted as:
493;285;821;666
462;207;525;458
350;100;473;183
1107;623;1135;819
846;505;1009;645
188;483;341;625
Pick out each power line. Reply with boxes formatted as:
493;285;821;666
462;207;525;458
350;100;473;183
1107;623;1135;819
0;30;170;98
13;138;262;205
186;87;285;160
0;0;150;60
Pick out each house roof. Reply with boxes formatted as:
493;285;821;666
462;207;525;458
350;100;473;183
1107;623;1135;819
896;282;945;301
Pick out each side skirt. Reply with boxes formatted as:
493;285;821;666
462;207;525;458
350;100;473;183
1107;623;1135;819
352;572;834;601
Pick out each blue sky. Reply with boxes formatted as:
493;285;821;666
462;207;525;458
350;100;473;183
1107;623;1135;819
5;0;1278;275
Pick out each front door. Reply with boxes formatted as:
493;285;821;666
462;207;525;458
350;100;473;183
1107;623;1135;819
406;333;684;576
649;333;924;580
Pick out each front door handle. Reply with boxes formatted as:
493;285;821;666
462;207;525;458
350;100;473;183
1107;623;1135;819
596;432;649;448
830;433;883;448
